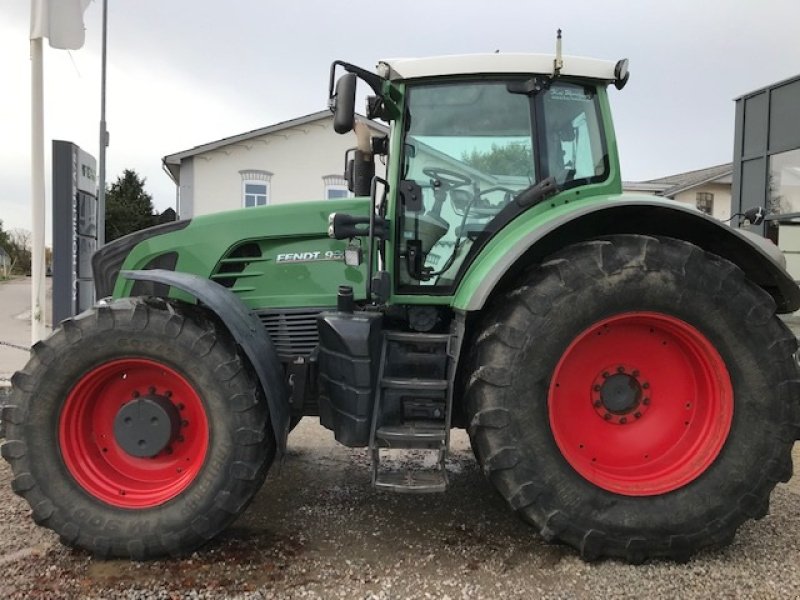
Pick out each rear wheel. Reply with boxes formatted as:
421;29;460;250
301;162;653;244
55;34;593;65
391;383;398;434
548;311;733;496
465;235;799;562
2;298;275;559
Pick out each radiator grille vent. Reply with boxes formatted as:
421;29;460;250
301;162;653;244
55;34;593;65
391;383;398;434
212;242;263;289
257;309;323;358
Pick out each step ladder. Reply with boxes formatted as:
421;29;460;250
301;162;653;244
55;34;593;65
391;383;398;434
369;320;463;493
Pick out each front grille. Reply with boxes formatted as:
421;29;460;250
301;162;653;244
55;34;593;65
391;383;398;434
257;309;324;358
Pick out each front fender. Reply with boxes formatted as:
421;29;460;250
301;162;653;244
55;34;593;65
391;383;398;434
453;197;800;313
122;269;290;452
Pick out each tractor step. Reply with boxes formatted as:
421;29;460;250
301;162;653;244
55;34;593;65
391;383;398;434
376;423;446;447
368;319;464;493
383;331;451;343
381;377;449;390
373;468;448;494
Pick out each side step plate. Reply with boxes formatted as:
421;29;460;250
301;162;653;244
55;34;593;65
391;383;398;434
374;469;447;494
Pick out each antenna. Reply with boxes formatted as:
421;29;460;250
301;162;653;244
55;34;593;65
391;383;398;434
553;28;563;77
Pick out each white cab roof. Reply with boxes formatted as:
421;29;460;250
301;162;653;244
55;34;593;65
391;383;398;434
377;53;618;82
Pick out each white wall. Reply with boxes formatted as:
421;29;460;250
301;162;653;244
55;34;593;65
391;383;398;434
778;224;800;281
671;183;731;221
185;117;386;216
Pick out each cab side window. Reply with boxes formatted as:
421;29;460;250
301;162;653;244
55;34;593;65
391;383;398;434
541;83;607;187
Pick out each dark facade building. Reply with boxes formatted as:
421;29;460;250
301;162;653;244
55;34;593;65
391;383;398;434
732;74;800;278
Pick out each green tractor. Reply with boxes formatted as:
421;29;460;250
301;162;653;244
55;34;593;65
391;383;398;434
4;48;800;564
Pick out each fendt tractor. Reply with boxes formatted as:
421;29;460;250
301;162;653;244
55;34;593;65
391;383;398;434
4;44;800;564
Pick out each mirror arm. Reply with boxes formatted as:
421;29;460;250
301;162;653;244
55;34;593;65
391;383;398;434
328;60;385;98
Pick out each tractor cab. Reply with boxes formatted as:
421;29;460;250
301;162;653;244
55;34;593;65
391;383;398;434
327;52;630;300
394;76;608;288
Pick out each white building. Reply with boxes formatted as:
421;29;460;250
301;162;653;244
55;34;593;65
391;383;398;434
623;163;733;221
163;111;387;218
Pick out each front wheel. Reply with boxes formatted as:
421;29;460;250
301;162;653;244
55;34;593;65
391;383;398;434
2;298;275;559
465;235;799;562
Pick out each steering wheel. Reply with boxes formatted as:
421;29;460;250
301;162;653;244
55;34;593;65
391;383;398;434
422;167;472;190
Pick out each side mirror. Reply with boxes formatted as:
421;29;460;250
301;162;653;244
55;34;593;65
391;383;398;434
614;58;630;90
351;150;374;197
345;157;355;192
340;148;374;196
332;73;357;134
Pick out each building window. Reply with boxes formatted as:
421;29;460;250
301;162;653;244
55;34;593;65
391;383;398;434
244;182;267;207
327;187;350;199
322;174;352;200
769;148;800;215
696;192;714;215
239;170;272;208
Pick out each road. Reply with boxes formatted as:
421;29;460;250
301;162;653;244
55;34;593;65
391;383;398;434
0;277;51;382
2;419;800;598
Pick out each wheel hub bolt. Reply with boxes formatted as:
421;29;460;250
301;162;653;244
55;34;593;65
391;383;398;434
591;364;652;425
599;374;641;413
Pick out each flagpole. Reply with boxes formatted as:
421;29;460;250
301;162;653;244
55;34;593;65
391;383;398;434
97;0;107;247
30;36;47;344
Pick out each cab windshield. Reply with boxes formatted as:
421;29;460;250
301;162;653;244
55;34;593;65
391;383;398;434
398;78;608;289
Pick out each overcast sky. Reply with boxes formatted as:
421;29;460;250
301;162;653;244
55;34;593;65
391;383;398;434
1;0;799;238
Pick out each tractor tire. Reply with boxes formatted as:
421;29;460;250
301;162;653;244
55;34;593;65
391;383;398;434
465;235;800;562
1;297;275;559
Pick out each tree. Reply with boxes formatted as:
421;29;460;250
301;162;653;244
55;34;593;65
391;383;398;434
0;219;10;251
462;143;534;177
1;228;32;276
105;169;157;242
0;220;9;278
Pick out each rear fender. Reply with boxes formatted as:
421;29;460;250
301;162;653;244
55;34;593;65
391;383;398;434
453;198;800;313
122;269;290;452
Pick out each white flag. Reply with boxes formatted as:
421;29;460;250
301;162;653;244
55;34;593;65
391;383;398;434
30;0;92;50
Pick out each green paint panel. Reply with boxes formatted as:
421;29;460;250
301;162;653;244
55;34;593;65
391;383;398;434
451;191;621;310
114;199;371;309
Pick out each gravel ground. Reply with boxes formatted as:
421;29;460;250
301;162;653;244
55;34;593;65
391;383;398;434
2;415;800;599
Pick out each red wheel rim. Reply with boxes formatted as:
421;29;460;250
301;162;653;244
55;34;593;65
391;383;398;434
548;312;733;496
59;358;209;508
